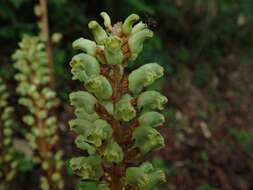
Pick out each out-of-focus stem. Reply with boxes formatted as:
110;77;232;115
38;0;55;89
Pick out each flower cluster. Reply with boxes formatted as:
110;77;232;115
69;12;167;189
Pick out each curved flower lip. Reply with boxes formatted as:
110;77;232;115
88;20;108;45
128;28;154;60
105;36;122;50
100;12;111;28
123;14;140;35
72;38;96;56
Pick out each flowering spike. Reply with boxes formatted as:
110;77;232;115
122;14;140;35
69;13;167;189
88;21;108;45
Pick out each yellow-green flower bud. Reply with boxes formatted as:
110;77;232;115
128;63;164;94
122;14;140;35
88;119;113;147
103;140;124;163
100;12;111;28
72;38;96;56
104;36;124;65
85;75;112;100
75;135;96;155
70;53;100;82
70;155;103;180
114;94;136;122
138;111;165;128
137;90;168;111
128;29;153;60
126;162;166;190
88;21;108;45
132;125;165;155
132;21;147;34
69;91;97;114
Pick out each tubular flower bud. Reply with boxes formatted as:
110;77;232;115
75;136;96;155
103;140;124;164
70;53;100;82
74;107;99;122
69;119;93;135
128;63;164;94
69;91;97;114
122;14;140;35
85;75;113;100
72;38;96;56
88;21;108;45
114;94;136;122
132;125;165;154
128;29;153;60
104;36;124;65
137;90;168;111
88;119;113;147
100;12;111;28
70;155;103;180
132;21;148;34
126;162;166;190
138;111;165;128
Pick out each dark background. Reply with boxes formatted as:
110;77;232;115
0;0;253;190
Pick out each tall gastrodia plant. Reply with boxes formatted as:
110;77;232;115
69;12;168;190
12;35;63;190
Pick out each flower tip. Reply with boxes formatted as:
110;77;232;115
100;12;111;28
88;20;98;29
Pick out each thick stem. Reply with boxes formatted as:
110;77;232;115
38;0;55;88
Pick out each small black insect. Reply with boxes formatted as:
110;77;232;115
143;14;159;28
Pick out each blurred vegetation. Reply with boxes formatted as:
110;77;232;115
0;0;252;190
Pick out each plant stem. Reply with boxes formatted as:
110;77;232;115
38;0;55;88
